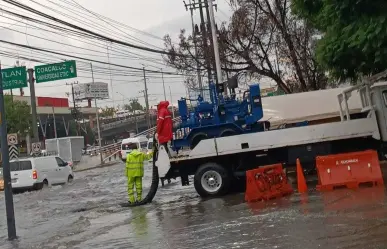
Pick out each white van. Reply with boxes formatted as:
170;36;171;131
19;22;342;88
10;156;74;190
120;136;148;161
116;110;131;118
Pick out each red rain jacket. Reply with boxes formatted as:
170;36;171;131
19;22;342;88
156;101;173;144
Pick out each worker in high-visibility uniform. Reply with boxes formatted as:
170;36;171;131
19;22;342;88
126;147;153;203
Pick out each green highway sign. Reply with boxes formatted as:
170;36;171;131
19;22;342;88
35;60;77;83
1;66;28;90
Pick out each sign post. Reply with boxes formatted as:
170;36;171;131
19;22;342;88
0;64;17;240
34;60;77;83
1;66;27;90
7;134;19;160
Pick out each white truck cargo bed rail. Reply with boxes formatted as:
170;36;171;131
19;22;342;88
168;111;380;162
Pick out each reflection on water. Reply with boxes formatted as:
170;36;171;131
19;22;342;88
0;163;387;248
130;207;149;237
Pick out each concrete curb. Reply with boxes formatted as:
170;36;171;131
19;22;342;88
74;161;121;172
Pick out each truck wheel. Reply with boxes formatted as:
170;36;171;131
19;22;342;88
190;133;208;149
194;163;231;197
219;128;236;137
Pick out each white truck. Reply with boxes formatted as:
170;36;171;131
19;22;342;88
155;79;387;197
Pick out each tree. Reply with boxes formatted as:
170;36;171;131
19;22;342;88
68;120;78;136
123;99;144;112
4;95;31;136
292;0;387;81
100;106;115;118
163;0;328;93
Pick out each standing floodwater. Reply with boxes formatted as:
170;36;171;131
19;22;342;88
0;162;386;249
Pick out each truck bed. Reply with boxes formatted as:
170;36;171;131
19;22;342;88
261;86;362;128
170;113;380;162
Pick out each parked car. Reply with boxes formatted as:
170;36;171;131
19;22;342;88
10;156;74;191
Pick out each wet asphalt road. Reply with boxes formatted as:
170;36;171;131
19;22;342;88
0;162;387;248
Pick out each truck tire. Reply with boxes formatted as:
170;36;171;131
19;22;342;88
190;133;208;149
194;163;231;197
219;128;237;137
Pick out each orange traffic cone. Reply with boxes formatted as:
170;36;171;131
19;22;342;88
297;158;308;193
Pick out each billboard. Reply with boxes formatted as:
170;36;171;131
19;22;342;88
74;82;109;100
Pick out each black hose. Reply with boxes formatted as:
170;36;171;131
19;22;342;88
120;133;160;207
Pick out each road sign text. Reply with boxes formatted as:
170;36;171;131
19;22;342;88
35;61;77;83
1;66;27;90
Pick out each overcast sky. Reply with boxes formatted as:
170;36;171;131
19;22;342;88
0;0;235;109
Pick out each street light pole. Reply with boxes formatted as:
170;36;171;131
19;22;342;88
90;63;103;164
0;63;17;240
161;68;167;101
169;86;175;119
117;93;139;134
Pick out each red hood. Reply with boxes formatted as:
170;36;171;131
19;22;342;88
157;101;169;111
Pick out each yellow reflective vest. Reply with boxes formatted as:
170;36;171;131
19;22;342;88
125;150;153;177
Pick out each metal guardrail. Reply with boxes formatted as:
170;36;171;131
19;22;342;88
93;116;182;154
99;114;147;131
134;116;181;137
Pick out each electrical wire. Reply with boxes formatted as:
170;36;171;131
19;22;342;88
0;39;192;76
50;0;164;50
2;0;186;57
3;10;174;65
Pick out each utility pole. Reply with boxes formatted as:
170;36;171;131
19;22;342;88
142;67;150;129
90;63;103;164
204;0;219;85
66;81;79;136
28;68;39;142
184;0;212;84
0;63;17;240
161;68;167;101
184;0;204;94
51;105;60;154
169;86;175;119
207;0;224;94
52;106;57;139
66;81;79;113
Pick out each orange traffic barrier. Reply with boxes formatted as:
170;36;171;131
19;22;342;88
245;164;293;203
316;150;384;191
296;158;308;193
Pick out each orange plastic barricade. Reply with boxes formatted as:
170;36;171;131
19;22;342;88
316;150;384;191
245;164;293;203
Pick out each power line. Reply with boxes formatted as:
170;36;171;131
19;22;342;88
57;0;164;50
2;0;185;57
0;12;170;67
0;39;192;76
60;0;167;42
33;0;164;50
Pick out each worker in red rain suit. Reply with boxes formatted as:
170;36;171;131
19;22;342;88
156;101;173;152
156;101;190;186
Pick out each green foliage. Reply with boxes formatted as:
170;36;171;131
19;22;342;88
123;99;144;112
292;0;387;80
100;106;115;118
4;95;31;136
68;120;78;136
84;124;95;145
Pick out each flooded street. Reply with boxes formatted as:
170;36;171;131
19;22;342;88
0;162;387;248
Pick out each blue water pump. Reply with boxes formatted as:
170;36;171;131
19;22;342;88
172;81;269;150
